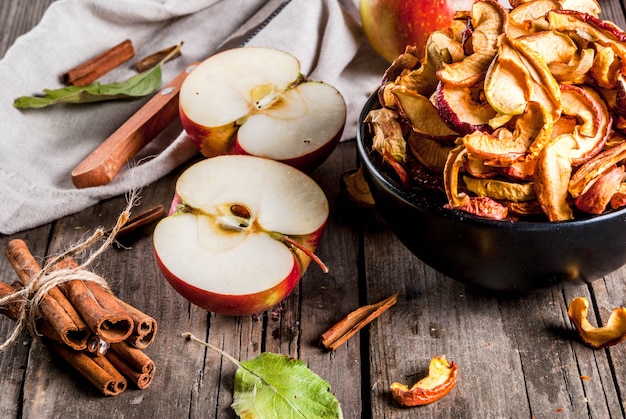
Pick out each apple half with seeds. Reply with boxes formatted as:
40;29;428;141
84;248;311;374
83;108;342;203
153;155;329;316
179;47;347;172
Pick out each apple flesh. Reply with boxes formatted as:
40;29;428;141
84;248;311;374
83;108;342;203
360;0;474;63
153;155;329;316
179;47;346;172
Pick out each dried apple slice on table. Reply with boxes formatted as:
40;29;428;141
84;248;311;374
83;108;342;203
179;46;346;172
153;155;329;316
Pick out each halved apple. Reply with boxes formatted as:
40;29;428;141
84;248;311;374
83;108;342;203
153;155;329;316
179;47;346;172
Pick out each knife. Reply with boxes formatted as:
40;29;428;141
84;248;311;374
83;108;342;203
71;0;292;189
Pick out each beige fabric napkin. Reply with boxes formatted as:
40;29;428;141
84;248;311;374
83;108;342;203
0;0;388;234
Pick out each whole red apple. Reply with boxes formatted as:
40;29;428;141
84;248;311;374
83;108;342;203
360;0;475;62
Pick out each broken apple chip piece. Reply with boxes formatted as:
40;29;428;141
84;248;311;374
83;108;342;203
340;167;376;209
390;355;458;407
568;297;626;349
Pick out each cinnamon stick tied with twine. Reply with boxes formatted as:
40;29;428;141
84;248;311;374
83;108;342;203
0;281;76;346
108;341;156;389
320;292;400;351
58;256;158;349
51;342;127;396
56;257;133;344
62;39;135;86
4;239;90;350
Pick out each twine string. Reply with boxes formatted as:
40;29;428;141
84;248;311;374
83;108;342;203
0;191;139;351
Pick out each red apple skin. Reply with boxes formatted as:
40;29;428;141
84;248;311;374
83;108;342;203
360;0;475;63
179;109;235;158
155;251;302;316
230;126;344;173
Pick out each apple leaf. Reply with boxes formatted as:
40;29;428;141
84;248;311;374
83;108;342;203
182;332;343;418
13;65;162;109
232;352;343;419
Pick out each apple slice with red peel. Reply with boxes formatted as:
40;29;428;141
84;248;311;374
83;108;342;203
435;81;496;135
559;84;612;165
179;47;346;172
153;155;329;316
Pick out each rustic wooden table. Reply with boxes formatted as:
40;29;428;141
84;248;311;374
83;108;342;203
2;1;626;418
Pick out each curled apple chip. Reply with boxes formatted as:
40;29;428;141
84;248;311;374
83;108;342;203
568;297;626;349
534;135;576;221
574;165;625;214
390;355;458;407
507;0;561;38
393;86;459;140
438;0;508;86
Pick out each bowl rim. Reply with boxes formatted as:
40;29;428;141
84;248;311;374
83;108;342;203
356;91;626;230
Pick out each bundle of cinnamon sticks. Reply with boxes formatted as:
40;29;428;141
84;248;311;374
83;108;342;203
0;239;157;396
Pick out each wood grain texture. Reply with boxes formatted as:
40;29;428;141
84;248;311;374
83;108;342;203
1;1;626;418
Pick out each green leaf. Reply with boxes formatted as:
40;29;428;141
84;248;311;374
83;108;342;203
232;352;343;419
13;65;163;109
182;332;343;419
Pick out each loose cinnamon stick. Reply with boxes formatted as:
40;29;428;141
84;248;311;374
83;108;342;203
56;258;133;343
108;205;165;242
62;39;135;86
134;43;182;73
107;341;155;389
5;240;90;350
320;292;400;351
51;342;127;396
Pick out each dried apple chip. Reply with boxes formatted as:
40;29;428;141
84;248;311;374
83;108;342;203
574;165;624;214
393;86;459;140
438;0;508;86
408;133;453;172
558;0;600;17
569;141;626;198
590;44;621;89
568;297;626;349
390;355;458;407
547;10;626;62
534;135;576;221
508;0;561;39
463;175;536;202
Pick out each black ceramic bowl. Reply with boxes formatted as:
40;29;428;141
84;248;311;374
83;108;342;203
357;92;626;291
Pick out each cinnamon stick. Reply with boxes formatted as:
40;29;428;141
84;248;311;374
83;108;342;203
113;297;157;349
0;282;22;321
62;39;135;86
134;43;182;73
5;240;90;350
51;342;127;396
320;292;400;351
107;341;155;389
57;258;133;343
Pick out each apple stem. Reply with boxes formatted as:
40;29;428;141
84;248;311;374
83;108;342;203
182;332;243;368
277;234;329;274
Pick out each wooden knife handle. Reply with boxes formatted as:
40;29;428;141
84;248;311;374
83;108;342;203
71;63;198;189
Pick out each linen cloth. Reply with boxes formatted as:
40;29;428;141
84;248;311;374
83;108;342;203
0;0;388;234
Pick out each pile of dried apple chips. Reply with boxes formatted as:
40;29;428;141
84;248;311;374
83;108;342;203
367;0;626;221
